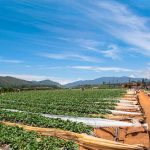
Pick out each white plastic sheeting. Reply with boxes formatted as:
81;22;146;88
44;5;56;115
42;114;145;128
2;108;145;128
115;105;140;111
120;98;137;101
116;103;140;108
127;89;136;95
110;110;142;116
118;100;138;105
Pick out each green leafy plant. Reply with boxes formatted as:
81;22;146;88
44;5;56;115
0;123;78;150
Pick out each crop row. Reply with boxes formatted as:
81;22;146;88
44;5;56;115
0;123;77;150
0;110;92;134
0;89;124;116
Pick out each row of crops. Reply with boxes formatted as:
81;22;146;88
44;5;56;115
0;89;125;149
0;110;92;134
0;89;124;116
0;123;77;150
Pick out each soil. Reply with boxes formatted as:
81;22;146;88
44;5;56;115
124;127;149;148
94;128;115;140
138;91;150;128
93;91;150;148
79;146;91;150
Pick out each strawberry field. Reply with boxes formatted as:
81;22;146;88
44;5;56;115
0;89;124;116
0;89;125;149
0;123;77;150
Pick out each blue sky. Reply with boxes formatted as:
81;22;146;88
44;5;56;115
0;0;150;84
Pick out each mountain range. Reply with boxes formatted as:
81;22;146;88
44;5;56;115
64;76;148;88
0;76;61;88
0;76;148;88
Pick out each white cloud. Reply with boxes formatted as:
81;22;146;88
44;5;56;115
0;58;23;64
129;74;135;78
57;37;71;42
147;63;150;66
0;73;49;81
24;65;31;68
36;65;64;70
39;53;101;63
72;66;134;72
73;38;120;59
75;0;150;56
96;1;150;55
133;68;150;79
143;69;150;79
75;39;100;51
100;45;120;59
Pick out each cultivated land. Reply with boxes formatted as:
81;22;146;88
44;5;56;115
0;89;125;149
0;89;124;116
1;89;150;150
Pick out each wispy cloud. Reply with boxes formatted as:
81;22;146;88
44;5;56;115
100;45;120;59
91;1;150;55
39;53;101;63
60;37;120;59
24;65;31;68
71;0;150;56
75;39;100;51
131;68;150;79
36;65;64;70
72;66;134;72
1;0;150;81
0;74;48;81
0;58;23;64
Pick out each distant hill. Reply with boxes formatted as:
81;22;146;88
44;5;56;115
64;76;147;88
33;80;61;87
0;76;61;88
0;76;148;89
0;76;32;88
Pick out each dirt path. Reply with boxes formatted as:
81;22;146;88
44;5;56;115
138;91;150;129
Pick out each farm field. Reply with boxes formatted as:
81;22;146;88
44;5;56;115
0;89;125;149
1;0;150;149
0;89;124;116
